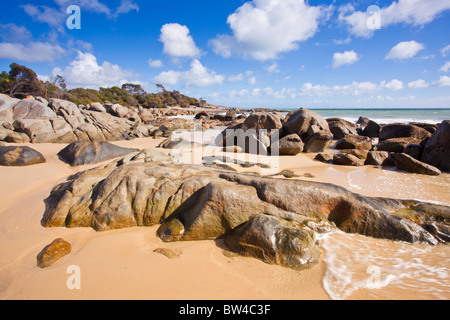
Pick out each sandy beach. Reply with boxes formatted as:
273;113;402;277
0;138;448;300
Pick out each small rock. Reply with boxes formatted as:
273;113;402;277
333;153;365;166
153;248;179;259
58;141;138;166
365;151;389;166
37;238;72;268
0;146;46;166
314;152;333;163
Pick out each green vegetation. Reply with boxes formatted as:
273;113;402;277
0;63;204;109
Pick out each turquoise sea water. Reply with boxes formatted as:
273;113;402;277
279;108;450;124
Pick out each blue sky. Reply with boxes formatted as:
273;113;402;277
1;0;450;109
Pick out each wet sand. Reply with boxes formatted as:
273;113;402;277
0;138;448;300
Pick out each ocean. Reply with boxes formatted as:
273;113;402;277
285;108;450;124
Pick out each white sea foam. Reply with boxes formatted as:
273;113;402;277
321;232;450;300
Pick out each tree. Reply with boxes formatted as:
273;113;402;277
156;83;166;93
122;83;147;96
5;63;44;98
50;75;67;91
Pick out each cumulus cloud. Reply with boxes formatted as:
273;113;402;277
408;79;429;88
152;59;225;88
441;45;450;57
339;0;450;38
51;51;137;89
0;24;33;43
440;61;450;72
433;76;450;87
22;0;139;31
385;41;425;60
159;23;201;59
0;42;65;62
148;59;163;68
381;79;405;91
264;62;280;73
228;74;244;82
210;0;329;61
332;50;359;68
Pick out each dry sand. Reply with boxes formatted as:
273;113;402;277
0;138;449;300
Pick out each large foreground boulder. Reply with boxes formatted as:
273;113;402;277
57;141;139;166
41;158;449;249
0;145;46;166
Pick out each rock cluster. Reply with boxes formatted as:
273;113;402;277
0;94;238;144
215;108;333;156
316;118;448;176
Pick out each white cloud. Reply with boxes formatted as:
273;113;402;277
381;79;405;91
433;76;450;87
385;41;425;60
0;24;32;43
408;79;429;88
159;23;201;59
52;51;137;89
298;81;379;97
22;4;66;31
440;61;450;72
265;62;280;73
22;0;139;31
112;0;139;18
339;0;450;38
442;45;450;57
228;74;244;82
332;50;359;68
248;76;257;85
148;59;163;68
0;42;65;62
152;59;225;88
210;0;329;61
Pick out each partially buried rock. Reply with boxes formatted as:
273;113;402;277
224;215;319;270
153;248;180;259
0;145;45;166
37;238;71;268
393;153;441;176
333;153;365;166
58;141;139;166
